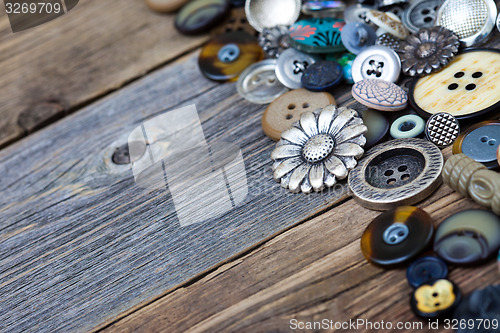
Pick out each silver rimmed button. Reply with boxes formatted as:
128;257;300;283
237;59;289;104
275;48;317;89
348;138;444;210
352;45;401;83
402;0;444;34
436;0;498;47
245;0;301;32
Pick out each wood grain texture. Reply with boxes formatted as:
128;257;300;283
0;50;355;332
0;0;209;148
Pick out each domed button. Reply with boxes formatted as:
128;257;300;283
349;138;443;210
409;49;500;121
360;206;434;266
289;18;346;54
245;0;301;32
390;115;425;139
275;48;318;89
175;0;230;35
407;256;448;288
352;45;401;83
341;22;377;55
402;0;444;34
301;60;343;92
434;210;500;265
198;31;263;82
237;59;288;104
262;89;336;141
145;0;190;13
352;79;408;111
411;279;462;318
425;113;460;148
453;121;500;169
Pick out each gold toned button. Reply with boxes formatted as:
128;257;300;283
262;89;336;141
145;0;189;13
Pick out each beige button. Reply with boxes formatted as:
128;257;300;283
262;89;336;141
145;0;189;13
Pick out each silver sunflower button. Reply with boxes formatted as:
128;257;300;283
271;105;368;193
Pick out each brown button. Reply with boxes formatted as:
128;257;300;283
144;0;189;13
262;89;336;141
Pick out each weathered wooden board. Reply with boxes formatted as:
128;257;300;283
0;0;208;148
0;50;355;332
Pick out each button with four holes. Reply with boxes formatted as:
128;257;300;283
275;48;318;89
352;45;401;83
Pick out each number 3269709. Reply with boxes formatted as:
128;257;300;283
5;2;62;14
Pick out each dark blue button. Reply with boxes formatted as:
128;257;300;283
407;256;448;288
340;22;377;55
301;60;343;92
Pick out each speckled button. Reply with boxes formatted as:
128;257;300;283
289;18;346;54
245;0;301;32
341;22;377;54
352;79;408;111
434;210;500;265
237;59;288;104
452;121;500;169
145;0;190;13
390;115;425;139
366;9;409;39
352;45;401;83
360;206;434;266
407;256;449;288
275;48;318;89
301;61;343;92
198;31;263;82
262;89;336;141
409;49;500;121
411;279;461;318
175;0;230;35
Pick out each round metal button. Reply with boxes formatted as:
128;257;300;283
402;0;444;34
390;115;425;139
341;22;377;55
348;138;443;210
352;45;401;83
407;256;448;288
436;0;497;47
258;25;291;58
376;33;400;51
275;48;317;89
237;59;289;104
360;206;434;266
245;0;301;32
344;4;374;24
453;121;500;169
301;60;343;92
425;113;460;148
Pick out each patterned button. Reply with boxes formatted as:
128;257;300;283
407;256;448;288
411;279;461;318
402;0;444;33
262;89;336;141
434;210;500;265
237;59;288;104
289;18;346;54
352;45;401;83
390;115;425;139
341;22;377;55
360;206;434;266
409;49;500;121
245;0;301;32
366;9;409;39
301;61;343;92
145;0;190;13
376;33;400;50
258;25;291;58
352;79;408;111
175;0;230;35
198;31;263;81
452;121;500;169
349;138;443;210
425;113;460;148
275;48;318;89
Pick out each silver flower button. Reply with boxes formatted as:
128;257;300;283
271;105;368;193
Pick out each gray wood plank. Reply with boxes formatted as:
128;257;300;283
0;51;353;332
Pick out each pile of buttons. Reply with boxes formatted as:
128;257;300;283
145;0;500;322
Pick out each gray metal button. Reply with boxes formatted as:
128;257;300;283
245;0;301;32
425;113;460;148
275;48;317;89
351;45;401;83
344;4;374;24
237;59;289;104
402;0;444;33
436;0;497;47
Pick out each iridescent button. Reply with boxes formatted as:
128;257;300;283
411;279;461;318
361;206;434;266
434;210;500;265
352;45;401;83
275;48;317;89
237;59;288;104
175;0;230;35
245;0;301;32
289;18;346;54
341;22;377;55
301;60;343;92
402;0;444;33
390;115;425;139
453;121;500;169
407;256;448;288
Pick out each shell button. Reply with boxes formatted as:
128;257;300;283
275;48;318;89
237;59;288;104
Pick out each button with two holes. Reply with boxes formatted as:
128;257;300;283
453;121;500;169
402;0;444;34
352;45;401;83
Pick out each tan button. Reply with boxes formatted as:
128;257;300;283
262;89;336;141
145;0;189;13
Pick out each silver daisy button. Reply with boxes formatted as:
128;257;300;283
271;105;368;193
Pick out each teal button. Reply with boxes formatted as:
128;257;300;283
289;18;346;53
